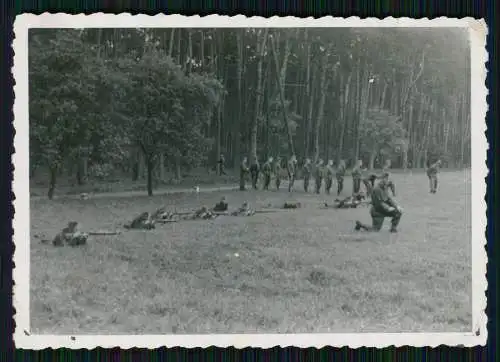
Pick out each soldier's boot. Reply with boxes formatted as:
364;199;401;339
355;220;375;231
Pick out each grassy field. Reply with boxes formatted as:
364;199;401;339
30;170;472;334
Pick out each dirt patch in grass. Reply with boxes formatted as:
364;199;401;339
29;171;472;334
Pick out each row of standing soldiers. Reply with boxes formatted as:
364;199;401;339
237;155;395;196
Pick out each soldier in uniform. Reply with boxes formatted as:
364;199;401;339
324;160;335;195
239;156;249;191
302;158;312;192
314;159;325;194
217;153;227;176
354;173;403;233
249;156;260;190
361;167;375;197
261;157;273;191
336;159;346;195
274;157;282;190
287;155;298;192
381;159;396;196
426;159;442;193
351;159;363;194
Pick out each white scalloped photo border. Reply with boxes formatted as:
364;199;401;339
12;13;489;349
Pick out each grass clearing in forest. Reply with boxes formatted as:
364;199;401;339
30;171;472;334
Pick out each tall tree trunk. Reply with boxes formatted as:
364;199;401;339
168;28;175;57
369;148;377;170
313;48;330;163
353;58;364;162
158;153;165;181
138;151;145;179
233;29;244;168
303;30;311;155
270;33;294;156
305;61;316;159
146;156;154;196
460;93;466;167
380;80;388;109
249;28;269;164
186;30;193;74
337;71;353;164
199;30;205;69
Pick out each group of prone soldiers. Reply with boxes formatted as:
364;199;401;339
237;154;396;197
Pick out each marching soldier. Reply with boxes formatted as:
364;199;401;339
239;156;249;191
354;173;403;233
302;158;312;192
249;156;260;190
287;155;298;192
274;157;282;191
314;159;325;194
382;159;396;196
336;159;346;195
351;159;363;194
217;153;227;176
325;160;335;195
261;157;273;190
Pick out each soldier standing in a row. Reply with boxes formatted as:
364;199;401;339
314;159;324;194
287;155;298;192
336;159;346;195
351;159;363;194
261;157;273;190
249;157;260;190
325;160;334;195
302;158;312;192
239;156;249;191
217;153;227;176
382;159;396;196
274;157;282;190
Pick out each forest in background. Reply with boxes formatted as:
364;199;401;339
29;27;471;198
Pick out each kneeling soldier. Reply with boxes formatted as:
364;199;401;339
354;173;403;233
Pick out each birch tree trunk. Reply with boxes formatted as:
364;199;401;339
249;28;269;164
270;32;295;156
313;48;330;163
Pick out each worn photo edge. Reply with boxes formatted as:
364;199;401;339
11;13;488;349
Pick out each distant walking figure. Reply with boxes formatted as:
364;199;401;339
325;160;334;195
314;159;325;194
217;154;227;175
274;157;282;190
287;155;298;192
262;157;273;190
249;157;260;190
351;159;363;194
239;156;249;191
426;159;442;193
302;158;312;192
336;160;346;195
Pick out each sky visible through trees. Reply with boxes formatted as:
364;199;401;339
29;27;471;198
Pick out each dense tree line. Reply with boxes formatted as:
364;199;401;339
29;27;471;198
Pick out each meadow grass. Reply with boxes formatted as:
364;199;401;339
30;171;472;334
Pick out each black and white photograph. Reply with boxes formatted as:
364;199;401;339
13;15;487;349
